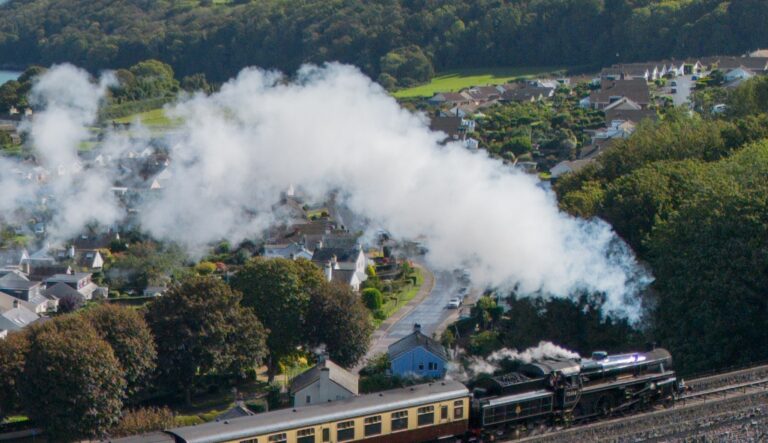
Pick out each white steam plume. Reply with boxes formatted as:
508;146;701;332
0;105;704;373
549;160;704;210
467;341;581;376
5;63;650;318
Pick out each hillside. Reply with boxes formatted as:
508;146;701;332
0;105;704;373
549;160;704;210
0;0;767;85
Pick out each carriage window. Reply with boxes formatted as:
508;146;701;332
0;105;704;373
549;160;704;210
241;439;257;443
268;434;287;443
454;400;464;419
322;428;330;442
418;405;435;426
391;410;409;431
337;420;355;442
297;428;315;443
364;415;382;436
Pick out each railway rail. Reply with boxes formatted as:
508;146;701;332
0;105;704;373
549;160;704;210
503;363;768;442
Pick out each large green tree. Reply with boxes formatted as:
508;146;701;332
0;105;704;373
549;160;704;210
146;275;267;404
232;257;317;380
84;304;157;399
307;282;373;367
0;332;29;420
21;316;126;441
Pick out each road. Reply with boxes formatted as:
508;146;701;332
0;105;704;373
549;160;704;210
361;265;470;367
669;74;696;107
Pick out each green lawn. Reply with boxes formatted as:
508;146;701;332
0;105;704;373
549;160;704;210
373;269;424;328
113;108;178;127
392;66;566;99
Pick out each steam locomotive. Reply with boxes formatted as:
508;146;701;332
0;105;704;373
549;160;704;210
111;348;678;443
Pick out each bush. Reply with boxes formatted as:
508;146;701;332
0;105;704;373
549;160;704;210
361;288;383;310
195;261;217;275
109;407;174;438
373;310;387;321
468;331;500;357
58;294;83;313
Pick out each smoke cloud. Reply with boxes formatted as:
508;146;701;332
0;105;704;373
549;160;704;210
468;341;581;376
4;63;651;318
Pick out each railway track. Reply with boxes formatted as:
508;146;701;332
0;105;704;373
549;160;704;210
503;363;768;442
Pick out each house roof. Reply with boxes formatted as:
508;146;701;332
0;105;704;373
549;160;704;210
0;272;39;291
0;249;27;267
290;359;359;395
0;305;39;332
717;56;768;72
29;264;71;281
430;92;471;103
0;291;38;312
501;86;553;102
44;273;91;285
429;116;464;139
590;79;650;105
605;108;658;125
44;282;82;300
312;246;361;264
388;330;448;362
75;250;102;268
466;86;501;101
215;403;256;421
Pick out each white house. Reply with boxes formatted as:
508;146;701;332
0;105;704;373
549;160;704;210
290;358;359;408
724;67;755;83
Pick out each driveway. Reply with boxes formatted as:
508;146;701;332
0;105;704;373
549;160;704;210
669;75;696;107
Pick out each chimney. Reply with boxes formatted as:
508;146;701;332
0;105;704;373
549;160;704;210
320;367;330;384
68;245;75;258
413;323;422;334
13;299;19;309
324;262;333;282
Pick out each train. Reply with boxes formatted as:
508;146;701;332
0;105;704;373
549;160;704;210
110;348;678;443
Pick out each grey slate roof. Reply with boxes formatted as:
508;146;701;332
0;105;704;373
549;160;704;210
216;403;256;421
330;269;358;286
312;247;361;264
0;272;39;290
290;359;359;395
388;330;449;362
44;272;91;285
0;306;40;332
168;381;468;443
43;282;82;300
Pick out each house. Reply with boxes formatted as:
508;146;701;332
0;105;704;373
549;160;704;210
724;67;756;83
330;269;362;292
28;264;72;282
500;85;554;103
75;250;104;271
0;290;47;315
550;159;594;179
388;324;449;379
312;245;367;280
215;403;256;421
263;243;313;261
0;249;30;273
429;115;475;144
0;272;43;303
0;300;40;334
289;357;359;408
44;273;106;301
465;86;501;103
604;98;658;125
427;92;473;107
716;56;768;74
589;79;650;110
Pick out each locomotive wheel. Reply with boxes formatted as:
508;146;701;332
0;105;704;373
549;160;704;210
597;395;614;417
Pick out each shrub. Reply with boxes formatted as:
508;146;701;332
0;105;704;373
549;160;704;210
109;407;174;438
468;331;500;357
361;288;383;310
195;261;217;275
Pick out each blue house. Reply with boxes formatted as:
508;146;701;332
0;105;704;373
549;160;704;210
388;324;449;379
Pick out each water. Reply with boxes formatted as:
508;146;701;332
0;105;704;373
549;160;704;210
0;70;22;85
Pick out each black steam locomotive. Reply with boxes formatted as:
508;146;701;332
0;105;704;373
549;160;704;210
470;348;677;436
111;348;678;443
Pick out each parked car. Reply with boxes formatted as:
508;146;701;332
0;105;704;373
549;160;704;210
670;81;677;87
671;88;677;94
692;75;699;81
447;298;462;309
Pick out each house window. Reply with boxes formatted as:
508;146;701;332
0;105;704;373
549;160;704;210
364;416;382;436
418;363;424;370
418;406;435;426
391;410;409;431
441;405;448;420
297;428;315;443
454;400;465;419
306;395;311;404
336;420;355;442
428;362;437;371
268;434;287;443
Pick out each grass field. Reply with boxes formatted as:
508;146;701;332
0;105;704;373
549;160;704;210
113;108;177;127
392;66;566;98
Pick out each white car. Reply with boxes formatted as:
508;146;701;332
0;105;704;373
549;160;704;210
447;298;462;309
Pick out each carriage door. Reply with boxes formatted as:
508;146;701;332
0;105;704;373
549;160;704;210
322;427;330;442
441;405;449;422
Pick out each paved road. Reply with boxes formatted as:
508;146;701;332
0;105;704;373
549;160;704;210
361;266;468;367
669;74;696;107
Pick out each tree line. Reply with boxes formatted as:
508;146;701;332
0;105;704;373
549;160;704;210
554;77;768;375
0;257;372;441
1;0;768;87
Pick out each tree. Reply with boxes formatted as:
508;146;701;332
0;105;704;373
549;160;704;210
181;73;212;93
21;316;126;441
0;332;29;420
232;258;316;380
146;275;267;404
84;305;157;399
307;282;373;367
58;294;83;313
109;407;175;438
